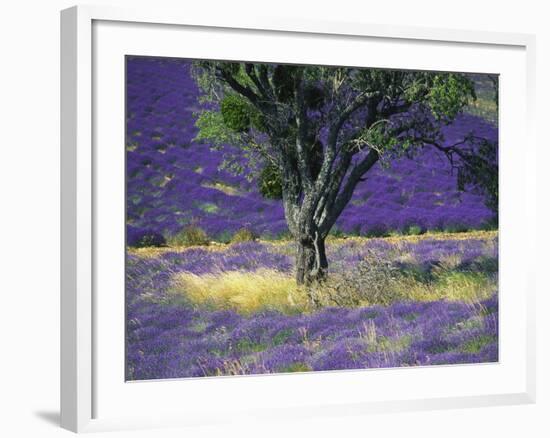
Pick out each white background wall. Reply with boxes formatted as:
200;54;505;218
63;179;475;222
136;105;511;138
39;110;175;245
0;1;547;437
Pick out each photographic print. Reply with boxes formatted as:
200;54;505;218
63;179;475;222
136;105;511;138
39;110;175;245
125;56;498;380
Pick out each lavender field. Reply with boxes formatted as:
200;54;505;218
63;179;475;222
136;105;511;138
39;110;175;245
126;56;499;379
127;233;498;379
126;57;497;241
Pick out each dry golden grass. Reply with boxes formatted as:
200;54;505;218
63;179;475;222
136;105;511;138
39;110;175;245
128;230;498;258
170;269;308;314
202;181;240;196
138;230;497;313
394;271;495;304
326;229;498;245
169;266;495;314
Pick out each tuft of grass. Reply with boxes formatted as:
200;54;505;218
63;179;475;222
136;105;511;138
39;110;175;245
466;97;498;125
279;363;312;373
366;335;412;353
126;142;138;151
231;228;257;243
405;225;424;236
137;231;497;309
460;334;496;353
433;271;494;302
448;315;484;333
272;328;294;346
167;225;210;247
170;269;307;314
215;230;233;244
395;270;494;303
198;202;219;214
189;319;209;333
202;181;240;196
234;338;267;353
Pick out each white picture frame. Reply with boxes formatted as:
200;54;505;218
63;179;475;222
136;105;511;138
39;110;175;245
60;4;537;433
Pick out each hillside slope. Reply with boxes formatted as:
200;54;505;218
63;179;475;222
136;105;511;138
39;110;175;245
126;56;498;241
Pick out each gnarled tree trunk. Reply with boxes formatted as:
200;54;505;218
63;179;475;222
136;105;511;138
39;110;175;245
295;232;328;285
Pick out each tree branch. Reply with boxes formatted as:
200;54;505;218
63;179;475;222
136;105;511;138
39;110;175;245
244;63;271;101
295;72;314;192
216;67;262;108
320;149;379;234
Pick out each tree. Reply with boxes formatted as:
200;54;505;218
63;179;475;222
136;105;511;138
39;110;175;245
192;61;477;290
431;74;498;218
438;133;498;217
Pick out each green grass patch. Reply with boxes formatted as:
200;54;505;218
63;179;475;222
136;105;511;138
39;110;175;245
449;316;484;333
234;338;268;354
367;335;412;353
198;202;219;214
279;362;313;373
202;181;240;196
272;328;294;346
403;313;418;321
189;320;209;333
167;225;210;247
460;334;496;353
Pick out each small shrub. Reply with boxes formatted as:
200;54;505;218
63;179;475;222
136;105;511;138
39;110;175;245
480;217;498;231
443;223;469;233
168;225;210;247
406;225;424;236
127;226;166;248
363;222;389;238
258;164;283;199
277;230;293;240
315;250;402;306
231;228;258;243
215;230;233;244
220;94;251;132
328;226;345;238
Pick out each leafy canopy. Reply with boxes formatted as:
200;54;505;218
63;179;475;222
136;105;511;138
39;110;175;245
191;62;480;231
192;62;475;170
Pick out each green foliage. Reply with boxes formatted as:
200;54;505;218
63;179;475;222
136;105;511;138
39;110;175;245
231;228;258;243
194;110;241;146
249;109;266;131
405;225;424;236
303;85;324;109
220;94;251;132
364;122;399;153
328;226;345;238
198;202;219;214
168;225;210;247
443;223;470;233
460;334;496;353
219;92;265;135
428;74;476;121
235;338;267;354
272;65;299;102
457;137;498;214
272;328;294;346
132;234;166;248
258;164;283;199
279;363;313;373
192;61;484;216
215;230;233;244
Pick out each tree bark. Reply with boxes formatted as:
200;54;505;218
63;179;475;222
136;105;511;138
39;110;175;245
295;233;328;286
